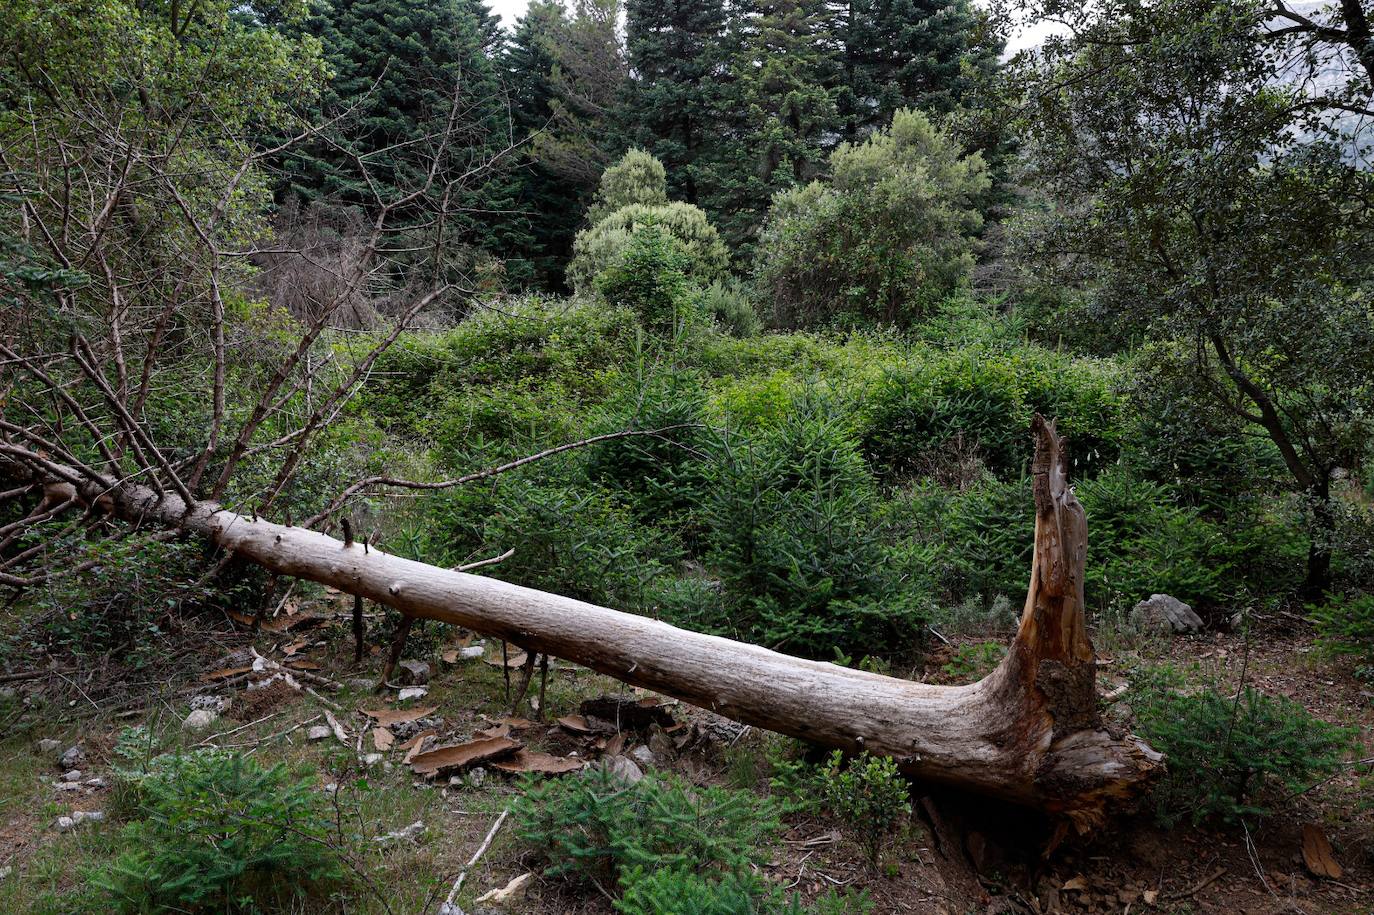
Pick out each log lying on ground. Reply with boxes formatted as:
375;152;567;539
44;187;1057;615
1;417;1160;829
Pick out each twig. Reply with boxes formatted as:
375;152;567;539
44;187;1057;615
306;685;343;712
441;807;510;911
198;711;281;746
455;548;514;573
1164;866;1226;901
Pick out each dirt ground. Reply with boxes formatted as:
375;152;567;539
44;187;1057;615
0;597;1370;915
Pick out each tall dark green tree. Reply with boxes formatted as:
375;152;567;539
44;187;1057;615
623;0;730;204
707;0;843;255
502;0;592;287
835;0;999;140
282;0;506;208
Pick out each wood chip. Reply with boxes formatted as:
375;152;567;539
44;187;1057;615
202;665;252;681
408;737;521;777
401;729;438;763
1301;824;1343;879
485;651;528;669
494;716;535;729
491;750;586;775
1062;876;1088;892
361;706;438;726
323;709;350;744
557;714;593;734
372;727;395;751
286;659;323;671
475;724;512;740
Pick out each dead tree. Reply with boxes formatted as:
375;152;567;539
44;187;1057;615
0;7;1160;831
0;418;1162;829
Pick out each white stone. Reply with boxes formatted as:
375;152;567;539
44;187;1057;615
600;755;644;786
363;752;384;766
1131;594;1205;634
183;709;219;730
629;745;655;768
59;770;82;782
397;686;428;701
307;725;333;741
37;738;61;754
55;816;75;831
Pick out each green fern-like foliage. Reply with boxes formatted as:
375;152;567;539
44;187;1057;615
90;745;344;913
1309;592;1374;681
615;867;873;914
1130;665;1359;825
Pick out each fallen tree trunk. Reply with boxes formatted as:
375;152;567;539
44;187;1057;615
2;417;1160;829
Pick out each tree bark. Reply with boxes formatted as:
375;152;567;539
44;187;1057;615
1;417;1160;829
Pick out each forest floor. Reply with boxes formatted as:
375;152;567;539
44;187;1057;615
0;591;1370;915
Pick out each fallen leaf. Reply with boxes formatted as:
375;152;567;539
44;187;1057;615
1062;876;1088;892
260;612;323;634
475;724;511;740
494;716;534;729
226;610;258;627
201;665;252;681
1301;824;1343;879
1142;889;1158;905
361;706;438;726
372;727;395;751
286;659;323;671
491;750;585;775
557;714;592;734
474;872;533;907
441;649;459;664
408;737;521;777
401;729;437;763
604;733;626;757
283;639;309;655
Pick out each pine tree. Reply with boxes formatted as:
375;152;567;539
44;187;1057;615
501;0;590;288
623;0;730;204
283;0;505;207
707;0;842;256
835;0;1000;141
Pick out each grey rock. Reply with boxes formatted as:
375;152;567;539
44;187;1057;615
84;777;108;789
54;783;83;792
398;659;430;685
458;645;485;660
629;745;655;768
55;816;76;831
0;865;11;879
397;686;428;701
600;755;644;786
60;769;82;782
307;725;333;741
362;752;384;766
59;745;85;770
72;810;105;825
190;694;228;712
183;709;219;731
37;738;61;754
1131;594;1204;634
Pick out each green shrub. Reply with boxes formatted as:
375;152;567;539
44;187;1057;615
1075;469;1228;612
595;227;702;335
514;766;780;892
1129;666;1358;825
588;148;669;223
702;397;930;657
91;745;344;912
1309;592;1374;681
941;641;1006;682
696;277;762;337
819;752;912;866
754;109;989;329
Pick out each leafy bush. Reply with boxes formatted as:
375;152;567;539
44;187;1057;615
616;868;871;915
754;109;989;329
695;276;762;337
1129;666;1358;825
702;397;930;657
941;641;1007;681
588;147;669;222
91;744;344;912
819;751;912;866
1309;592;1374;681
594;227;702;334
514;766;779;893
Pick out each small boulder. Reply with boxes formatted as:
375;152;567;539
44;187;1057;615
59;745;85;770
629;745;656;768
1131;594;1204;634
600;755;644;786
398;659;430;685
60;769;82;783
307;725;333;741
183;709;218;731
397;686;428;701
37;738;61;754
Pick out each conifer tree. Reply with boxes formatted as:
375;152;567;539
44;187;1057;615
623;0;731;204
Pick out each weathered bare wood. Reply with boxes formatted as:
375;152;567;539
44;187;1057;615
0;417;1161;828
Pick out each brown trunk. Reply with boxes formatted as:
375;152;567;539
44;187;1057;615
2;416;1160;828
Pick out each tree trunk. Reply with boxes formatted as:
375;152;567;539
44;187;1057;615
2;417;1160;829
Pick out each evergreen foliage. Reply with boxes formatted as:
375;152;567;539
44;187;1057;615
754;109;989;328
